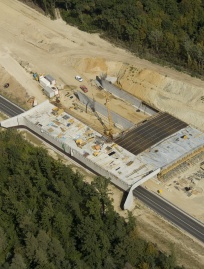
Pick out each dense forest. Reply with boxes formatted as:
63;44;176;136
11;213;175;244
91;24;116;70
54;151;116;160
0;130;183;269
27;0;204;76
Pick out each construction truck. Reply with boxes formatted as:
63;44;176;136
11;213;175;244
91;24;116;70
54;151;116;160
104;92;114;139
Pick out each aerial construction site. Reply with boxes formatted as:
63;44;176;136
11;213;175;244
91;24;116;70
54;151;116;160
0;1;204;267
2;73;204;209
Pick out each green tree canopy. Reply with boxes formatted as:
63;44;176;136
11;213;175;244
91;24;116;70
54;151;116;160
0;129;183;268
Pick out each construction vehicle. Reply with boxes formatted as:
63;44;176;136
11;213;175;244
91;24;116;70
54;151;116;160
33;99;38;107
91;91;114;139
56;94;60;103
80;85;88;93
104;92;114;139
27;96;37;107
33;73;39;81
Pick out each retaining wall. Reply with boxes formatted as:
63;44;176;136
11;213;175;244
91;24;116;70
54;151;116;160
77;91;134;130
22;116;130;191
100;79;158;116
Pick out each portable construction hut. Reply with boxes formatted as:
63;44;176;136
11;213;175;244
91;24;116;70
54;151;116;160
44;85;55;98
50;86;59;95
39;76;50;89
44;75;56;86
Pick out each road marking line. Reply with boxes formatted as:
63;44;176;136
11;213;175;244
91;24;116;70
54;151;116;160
0;102;19;116
134;190;204;238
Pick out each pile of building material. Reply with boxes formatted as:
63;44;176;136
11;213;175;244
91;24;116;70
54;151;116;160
39;74;59;98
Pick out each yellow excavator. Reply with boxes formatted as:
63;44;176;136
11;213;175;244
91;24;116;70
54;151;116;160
104;92;114;139
91;90;114;139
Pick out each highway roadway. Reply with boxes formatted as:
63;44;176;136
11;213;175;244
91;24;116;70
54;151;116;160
134;186;204;243
0;94;204;243
0;95;24;117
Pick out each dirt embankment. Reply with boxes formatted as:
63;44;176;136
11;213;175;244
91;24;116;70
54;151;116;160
72;57;204;131
116;65;204;131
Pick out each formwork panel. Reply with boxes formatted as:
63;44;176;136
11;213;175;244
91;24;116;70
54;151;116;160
114;112;188;155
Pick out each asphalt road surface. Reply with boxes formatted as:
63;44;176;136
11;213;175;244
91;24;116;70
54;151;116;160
0;95;204;243
134;186;204;243
0;95;24;117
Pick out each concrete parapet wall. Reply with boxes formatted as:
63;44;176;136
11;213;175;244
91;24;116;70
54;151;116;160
6;113;130;192
1;100;50;128
28;121;129;190
100;79;158;116
1;114;28;127
159;145;204;180
71;148;129;190
24;118;64;151
77;91;134;130
124;168;161;210
1;116;20;128
161;145;204;172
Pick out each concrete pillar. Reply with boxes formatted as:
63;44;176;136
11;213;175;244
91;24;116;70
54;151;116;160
124;168;161;210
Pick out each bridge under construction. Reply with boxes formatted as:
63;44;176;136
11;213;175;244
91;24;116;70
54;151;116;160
1;93;204;209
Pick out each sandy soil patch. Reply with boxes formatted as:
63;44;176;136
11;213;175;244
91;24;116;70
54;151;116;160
0;0;203;130
0;54;46;103
0;64;31;109
118;66;204;131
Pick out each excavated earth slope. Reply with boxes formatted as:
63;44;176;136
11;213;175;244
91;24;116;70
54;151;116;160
75;57;204;130
0;0;203;132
